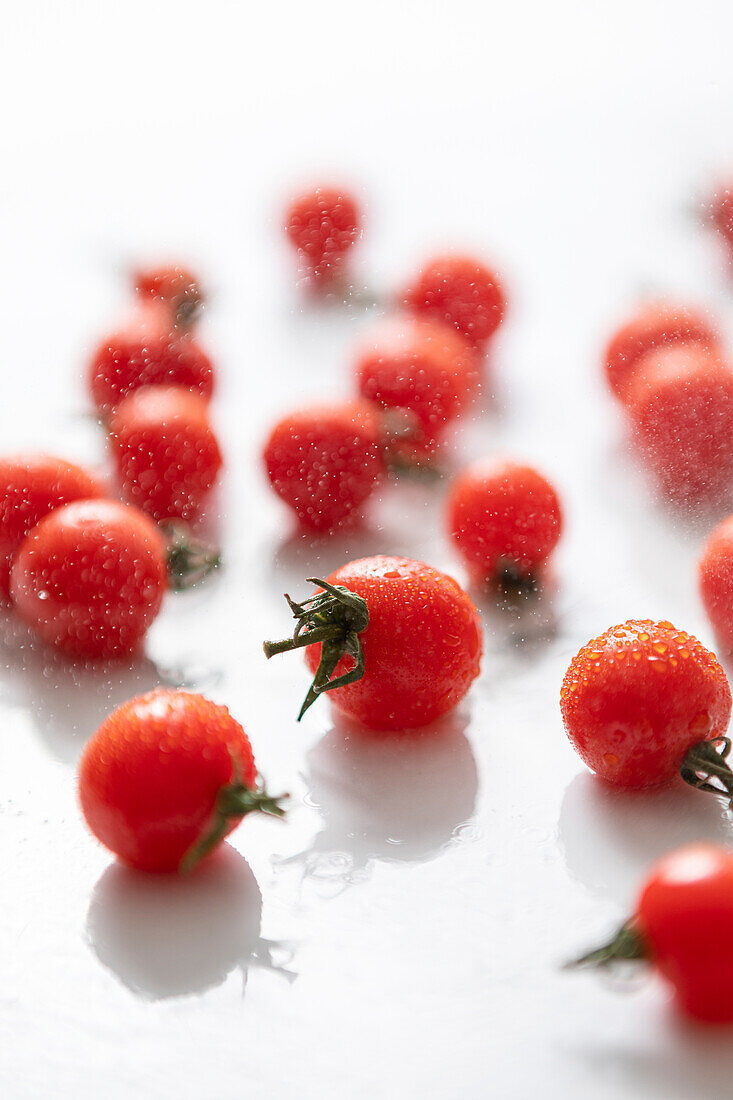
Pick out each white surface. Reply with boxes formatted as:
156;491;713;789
3;2;733;1097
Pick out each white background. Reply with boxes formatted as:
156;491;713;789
2;1;733;1096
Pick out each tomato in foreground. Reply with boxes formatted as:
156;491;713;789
264;555;483;730
284;186;360;285
10;499;168;659
603;301;720;401
0;455;104;600
569;843;733;1023
447;459;562;584
263;401;385;532
109;386;223;522
700;515;733;654
79;690;285;873
403;254;506;349
561;619;732;794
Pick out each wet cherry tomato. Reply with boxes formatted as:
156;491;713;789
79;689;285;872
285;186;360;285
403;254;506;349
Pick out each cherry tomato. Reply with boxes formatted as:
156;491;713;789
403;254;506;349
0;455;104;600
571;843;733;1024
603;301;720;401
627;345;733;503
10;499;168;659
133;263;203;326
265;556;483;730
447;459;562;583
285;186;360;284
79;689;285;872
88;314;214;416
263;401;385;532
705;181;733;249
699;515;733;653
560;619;732;789
354;316;479;458
109;386;223;523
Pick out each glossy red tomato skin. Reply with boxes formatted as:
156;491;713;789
305;556;483;730
603;302;720;402
263;401;385;532
627;345;733;503
109;386;223;522
285;186;360;283
355;316;479;440
447;459;562;580
0;455;104;601
560;620;732;789
88;316;215;416
79;690;257;872
700;516;733;653
10;499;167;659
636;844;733;1022
403;254;506;349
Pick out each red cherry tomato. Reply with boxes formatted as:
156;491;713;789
133;263;203;325
636;844;733;1022
263;401;385;532
447;459;562;583
288;556;482;730
109;386;223;523
88;315;215;416
354;316;479;454
0;455;104;600
560;619;732;789
403;254;506;349
603;302;720;401
10;499;168;659
699;516;733;653
79;689;284;872
627;345;733;503
571;843;733;1023
285;186;360;284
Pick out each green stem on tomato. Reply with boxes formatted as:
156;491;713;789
564;921;648;970
262;578;369;721
680;737;733;806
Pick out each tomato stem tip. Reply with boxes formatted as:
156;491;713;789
680;737;733;806
180;783;288;875
564;921;647;971
163;520;221;591
262;577;369;720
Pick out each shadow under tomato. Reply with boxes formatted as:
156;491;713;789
86;845;295;1001
273;711;479;894
470;574;560;656
559;771;733;907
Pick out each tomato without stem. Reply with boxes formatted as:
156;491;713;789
89;316;215;416
0;455;104;601
79;690;285;873
285;186;360;285
263;401;385;532
570;843;733;1024
627;345;733;503
700;515;733;653
10;499;168;659
403;254;506;350
603;302;720;402
447;459;562;584
264;556;483;730
561;619;732;792
109;386;223;523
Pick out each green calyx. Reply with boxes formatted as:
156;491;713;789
680;736;733;806
163;520;221;591
564;921;648;971
180;781;287;875
263;577;369;720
